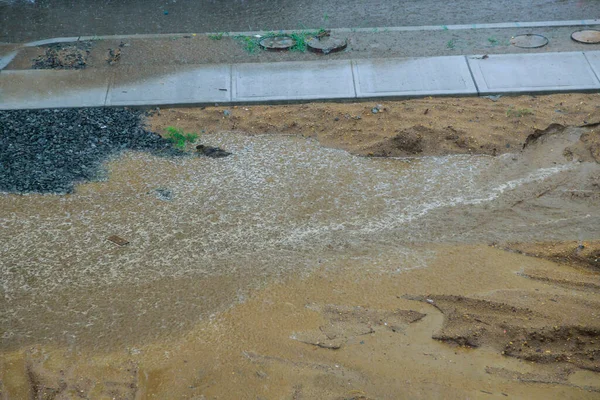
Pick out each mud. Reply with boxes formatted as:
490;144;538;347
502;241;600;271
1;96;600;398
3;245;599;399
407;294;600;371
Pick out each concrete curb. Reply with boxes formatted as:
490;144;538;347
2;51;600;110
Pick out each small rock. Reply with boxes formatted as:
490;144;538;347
223;110;231;117
196;144;231;158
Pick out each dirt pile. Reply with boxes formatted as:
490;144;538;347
361;124;496;157
147;94;600;159
524;122;600;163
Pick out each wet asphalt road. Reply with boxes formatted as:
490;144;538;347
1;0;598;43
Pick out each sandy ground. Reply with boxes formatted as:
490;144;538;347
2;244;599;399
148;93;600;159
1;95;599;399
4;25;600;70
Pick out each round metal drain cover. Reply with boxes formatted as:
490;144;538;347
571;29;600;44
510;34;548;48
307;36;348;54
259;36;295;51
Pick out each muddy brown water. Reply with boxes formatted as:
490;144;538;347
1;128;598;353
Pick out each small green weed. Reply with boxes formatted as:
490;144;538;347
208;32;225;40
234;35;259;53
165;126;198;149
488;37;499;46
447;39;456;49
506;107;533;118
289;30;319;52
234;29;326;53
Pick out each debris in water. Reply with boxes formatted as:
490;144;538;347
150;188;173;201
107;235;129;246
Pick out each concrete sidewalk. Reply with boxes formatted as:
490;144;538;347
1;51;600;109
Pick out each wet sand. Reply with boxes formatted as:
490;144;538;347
1;96;599;398
2;244;599;398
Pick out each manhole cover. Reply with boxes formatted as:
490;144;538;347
259;36;295;51
510;34;548;48
571;29;600;44
307;36;348;54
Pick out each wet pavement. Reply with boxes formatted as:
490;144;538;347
1;0;598;43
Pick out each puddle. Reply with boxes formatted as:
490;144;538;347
0;132;597;351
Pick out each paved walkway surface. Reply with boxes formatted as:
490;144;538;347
2;50;600;110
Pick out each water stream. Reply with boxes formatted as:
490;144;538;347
1;132;598;351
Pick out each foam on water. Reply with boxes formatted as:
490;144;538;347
0;133;577;298
2;132;596;349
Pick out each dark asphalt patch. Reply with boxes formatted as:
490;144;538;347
0;108;181;194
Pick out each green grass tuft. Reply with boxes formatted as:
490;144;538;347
165;126;198;149
234;35;259;53
208;32;225;40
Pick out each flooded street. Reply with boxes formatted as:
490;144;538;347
1;0;598;42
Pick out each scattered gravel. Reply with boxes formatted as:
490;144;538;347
0;108;180;194
32;42;93;70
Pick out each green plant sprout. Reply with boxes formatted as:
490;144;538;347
165;126;198;149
